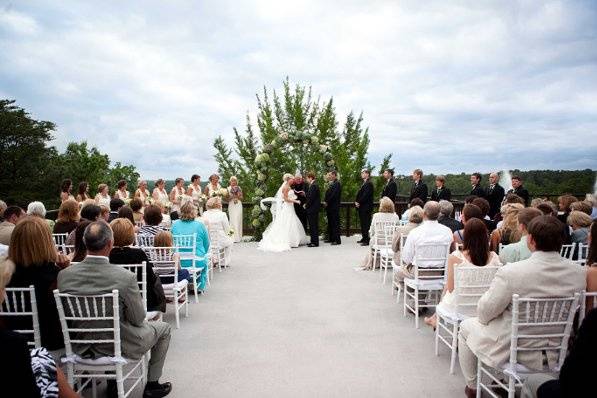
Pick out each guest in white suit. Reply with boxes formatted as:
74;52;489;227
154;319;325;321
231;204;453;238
202;197;233;266
458;215;586;397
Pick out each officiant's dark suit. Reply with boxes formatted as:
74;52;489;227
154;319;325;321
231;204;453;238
409;180;428;203
355;177;374;245
292;179;308;230
430;186;452;202
304;179;321;246
324;175;342;245
485;183;505;218
381;178;397;203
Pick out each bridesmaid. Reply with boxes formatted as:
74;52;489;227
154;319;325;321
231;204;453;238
95;183;111;208
227;176;243;243
114;180;130;201
204;174;222;197
135;180;150;205
187;174;204;215
169;177;186;215
152;179;170;209
60;179;74;203
76;181;90;203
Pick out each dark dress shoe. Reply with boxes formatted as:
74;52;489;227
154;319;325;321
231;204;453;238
331;242;341;245
360;242;370;246
464;385;477;398
144;381;172;398
307;243;319;247
356;239;363;244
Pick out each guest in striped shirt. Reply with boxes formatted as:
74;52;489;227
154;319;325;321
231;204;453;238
138;205;166;237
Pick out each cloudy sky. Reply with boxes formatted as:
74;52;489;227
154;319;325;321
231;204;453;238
1;1;596;178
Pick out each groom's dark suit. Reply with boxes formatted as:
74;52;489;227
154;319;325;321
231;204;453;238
292;180;308;230
304;181;321;246
324;179;342;244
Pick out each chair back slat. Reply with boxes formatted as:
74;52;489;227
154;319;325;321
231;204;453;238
52;233;68;246
576;243;589;266
373;221;398;247
114;263;147;313
382;224;400;249
144;247;179;283
412;243;450;281
454;266;500;318
559;244;575;259
0;286;41;348
136;234;155;248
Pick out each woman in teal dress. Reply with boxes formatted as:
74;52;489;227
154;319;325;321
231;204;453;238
171;201;210;290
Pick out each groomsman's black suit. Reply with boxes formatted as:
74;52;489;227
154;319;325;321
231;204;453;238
430;186;452;202
304;181;321;246
355;178;374;244
485;183;505;218
381;178;398;203
324;179;342;244
409;180;428;203
470;184;485;198
292;180;308;230
507;186;530;207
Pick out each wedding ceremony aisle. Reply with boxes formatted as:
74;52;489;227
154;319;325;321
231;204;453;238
161;237;463;397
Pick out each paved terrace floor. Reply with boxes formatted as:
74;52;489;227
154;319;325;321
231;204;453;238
161;236;464;398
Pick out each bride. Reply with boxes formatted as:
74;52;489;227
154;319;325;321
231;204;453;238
258;173;308;252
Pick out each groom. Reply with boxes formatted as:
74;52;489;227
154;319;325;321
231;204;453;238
304;172;321;247
324;170;342;245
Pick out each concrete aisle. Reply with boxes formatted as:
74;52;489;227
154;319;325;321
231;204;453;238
161;236;464;397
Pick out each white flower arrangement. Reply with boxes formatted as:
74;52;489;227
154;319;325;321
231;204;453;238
228;228;235;237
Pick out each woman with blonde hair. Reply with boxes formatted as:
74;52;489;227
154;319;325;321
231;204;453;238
490;203;524;252
202;197;234;266
95;183;111;208
568;210;592;244
360;197;400;270
7;216;69;350
53;199;79;234
171;202;210;291
227;176;243;242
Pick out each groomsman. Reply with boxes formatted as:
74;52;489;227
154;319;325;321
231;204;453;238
381;168;398;203
324;171;342;245
355;169;374;246
409;169;428;203
507;175;530;207
485;172;505;218
304;172;321;247
470;172;485;198
430;175;451;202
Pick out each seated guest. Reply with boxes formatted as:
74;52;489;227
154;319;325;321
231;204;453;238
7;216;70;351
424;219;501;329
570;200;592;216
521;307;597;398
27;201;54;231
99;205;110;222
109;198;125;222
57;222;173;397
70;220;92;262
464;195;478;205
582;222;597;313
438;200;462;232
557;194;578;225
53;199;79;234
108;218;166;314
139;205;166;237
589;194;597;220
390;205;423;281
171;202;209;292
65;203;101;246
0;258;79;398
567;210;591;244
130;198;144;224
457;215;586;397
201;197;234;267
117;206;137;232
359;197;400;270
490;203;523;252
472;197;496;233
453;204;483;247
401;198;425;221
154;231;191;283
536;201;558;217
0;199;6;220
530;198;546;208
395;201;453;285
0;206;25;245
430;175;451;202
499;207;543;264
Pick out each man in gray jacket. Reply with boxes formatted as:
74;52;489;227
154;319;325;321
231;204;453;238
58;221;172;398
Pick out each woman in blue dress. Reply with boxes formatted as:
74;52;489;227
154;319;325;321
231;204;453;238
171;201;210;291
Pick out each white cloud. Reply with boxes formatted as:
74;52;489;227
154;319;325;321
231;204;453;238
0;0;596;179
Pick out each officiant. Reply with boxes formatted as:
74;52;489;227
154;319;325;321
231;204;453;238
292;173;308;230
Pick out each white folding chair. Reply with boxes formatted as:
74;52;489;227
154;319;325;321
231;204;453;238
114;263;160;321
371;220;398;272
379;224;400;285
61;244;75;256
559;244;575;260
575;243;588;266
392;233;409;301
403;242;450;329
476;293;580;398
144;247;189;329
207;225;229;272
172;233;207;302
136;234;155;248
53;233;69;252
54;289;146;398
579;290;597;325
435;266;500;374
0;285;41;348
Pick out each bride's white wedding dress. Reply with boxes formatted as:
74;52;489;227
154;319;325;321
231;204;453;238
258;184;308;252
